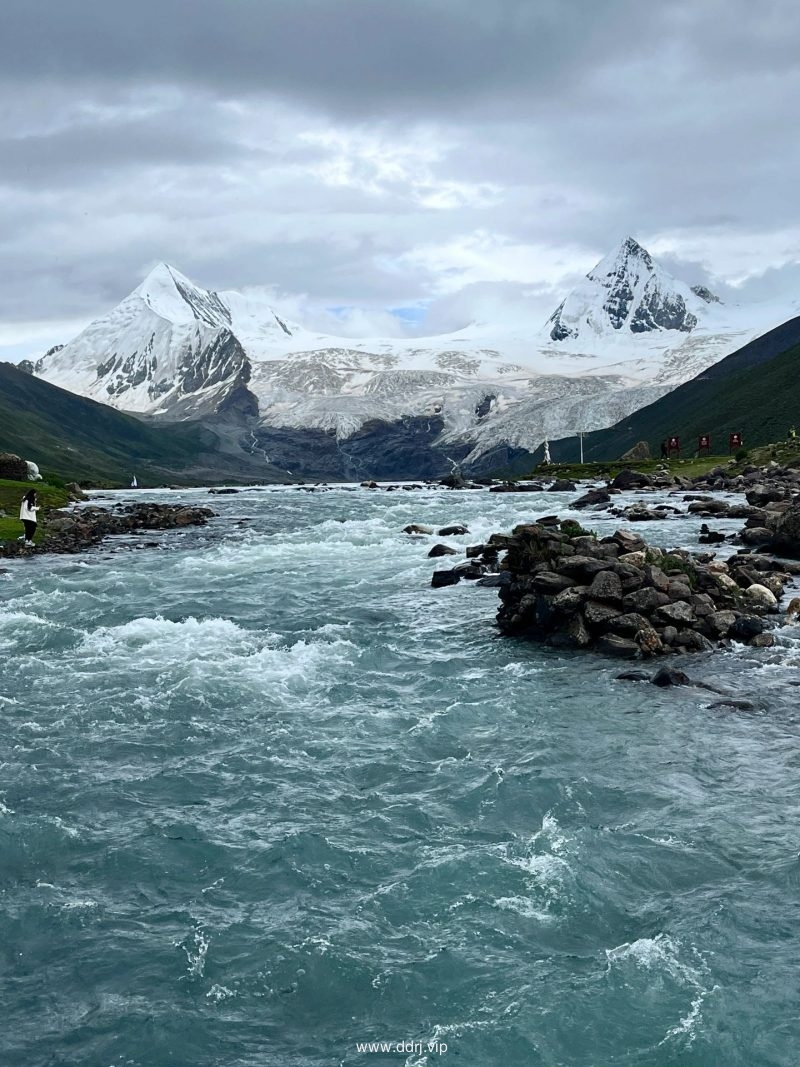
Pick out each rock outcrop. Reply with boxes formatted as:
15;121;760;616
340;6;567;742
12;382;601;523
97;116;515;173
0;452;30;480
620;441;651;462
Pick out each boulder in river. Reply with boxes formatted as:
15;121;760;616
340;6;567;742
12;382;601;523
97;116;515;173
431;570;460;588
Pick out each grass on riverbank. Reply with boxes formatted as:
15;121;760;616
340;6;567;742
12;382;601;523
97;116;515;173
525;454;735;482
0;478;70;544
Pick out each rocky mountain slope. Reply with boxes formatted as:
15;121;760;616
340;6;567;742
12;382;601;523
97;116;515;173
32;240;798;478
534;315;800;468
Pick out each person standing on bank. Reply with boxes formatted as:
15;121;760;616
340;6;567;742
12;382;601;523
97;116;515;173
19;489;39;546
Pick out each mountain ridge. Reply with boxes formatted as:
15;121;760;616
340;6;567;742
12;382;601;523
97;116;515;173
30;239;799;477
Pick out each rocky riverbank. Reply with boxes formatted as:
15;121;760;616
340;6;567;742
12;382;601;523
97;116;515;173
0;503;215;557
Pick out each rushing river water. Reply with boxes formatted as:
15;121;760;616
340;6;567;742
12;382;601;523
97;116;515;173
2;485;800;1067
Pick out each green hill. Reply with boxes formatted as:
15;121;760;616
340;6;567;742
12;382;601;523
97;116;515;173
536;315;800;466
0;362;270;485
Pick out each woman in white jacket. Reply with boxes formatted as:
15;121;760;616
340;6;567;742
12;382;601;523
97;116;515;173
19;489;39;546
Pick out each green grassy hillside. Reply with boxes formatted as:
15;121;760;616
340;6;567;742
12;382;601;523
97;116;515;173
0;362;271;486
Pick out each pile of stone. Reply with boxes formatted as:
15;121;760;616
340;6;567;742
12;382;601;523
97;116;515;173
0;503;215;557
495;520;798;657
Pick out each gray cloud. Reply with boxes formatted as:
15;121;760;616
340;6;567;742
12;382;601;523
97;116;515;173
0;0;674;115
1;0;799;355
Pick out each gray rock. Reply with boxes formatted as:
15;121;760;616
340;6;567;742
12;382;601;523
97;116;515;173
651;666;692;687
588;569;624;603
438;524;469;536
729;615;766;641
532;572;576;594
453;562;486;580
611;612;652;635
597;634;640;658
571;488;612;509
555;555;610;579
428;543;458;558
612;469;652;490
655;601;696;625
620;441;651;462
613;529;646;553
707;610;737;636
667;577;693;598
622;586;671;614
644;564;670;592
584;600;623;628
552;585;590;614
612;562;645;592
476;572;511;588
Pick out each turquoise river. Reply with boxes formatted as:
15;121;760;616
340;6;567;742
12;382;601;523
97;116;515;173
1;485;799;1066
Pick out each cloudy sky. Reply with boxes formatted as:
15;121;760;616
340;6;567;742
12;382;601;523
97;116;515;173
2;0;799;360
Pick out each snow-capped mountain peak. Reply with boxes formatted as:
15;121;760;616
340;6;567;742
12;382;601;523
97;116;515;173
133;262;232;328
545;236;709;341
